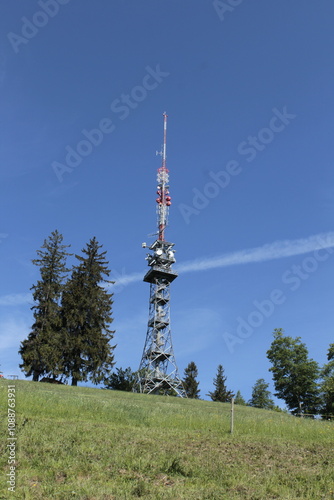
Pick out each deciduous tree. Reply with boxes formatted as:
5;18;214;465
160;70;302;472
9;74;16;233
267;328;320;415
320;343;334;419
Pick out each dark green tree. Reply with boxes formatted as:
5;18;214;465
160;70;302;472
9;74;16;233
60;237;115;386
207;364;234;402
183;361;200;399
267;328;320;415
19;230;70;381
248;378;275;409
234;390;246;405
105;367;137;392
320;343;334;419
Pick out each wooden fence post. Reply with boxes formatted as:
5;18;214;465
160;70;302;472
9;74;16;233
230;398;235;434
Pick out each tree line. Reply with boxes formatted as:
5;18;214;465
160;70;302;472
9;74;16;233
107;331;334;419
16;231;334;419
106;363;278;410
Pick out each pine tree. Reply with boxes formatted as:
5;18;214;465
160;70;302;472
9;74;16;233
267;328;320;415
183;361;200;399
19;230;70;381
248;378;275;409
234;390;246;405
207;364;234;402
60;237;115;386
320;344;334;419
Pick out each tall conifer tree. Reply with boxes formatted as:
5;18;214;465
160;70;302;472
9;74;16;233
60;237;115;386
183;361;200;399
19;230;70;381
207;364;234;402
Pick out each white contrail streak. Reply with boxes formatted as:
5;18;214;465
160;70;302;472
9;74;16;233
112;272;143;287
2;232;333;299
177;231;334;273
112;231;334;286
0;293;32;306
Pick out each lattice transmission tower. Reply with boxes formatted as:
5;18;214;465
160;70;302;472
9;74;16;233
138;113;186;397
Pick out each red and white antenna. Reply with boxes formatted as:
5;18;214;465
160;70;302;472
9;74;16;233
156;112;172;241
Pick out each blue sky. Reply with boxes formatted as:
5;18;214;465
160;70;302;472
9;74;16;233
1;1;334;405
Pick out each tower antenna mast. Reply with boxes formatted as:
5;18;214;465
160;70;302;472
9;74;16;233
138;113;186;397
157;112;170;241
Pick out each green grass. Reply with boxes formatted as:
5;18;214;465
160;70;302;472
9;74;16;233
1;379;334;499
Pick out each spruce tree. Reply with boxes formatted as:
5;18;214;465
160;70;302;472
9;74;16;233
234;390;246;405
60;237;115;386
207;364;234;402
267;328;320;415
248;379;275;409
19;230;70;381
183;361;200;399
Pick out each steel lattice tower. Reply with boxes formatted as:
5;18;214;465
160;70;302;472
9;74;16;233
138;113;186;397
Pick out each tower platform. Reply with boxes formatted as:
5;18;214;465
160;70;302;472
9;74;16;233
143;266;178;283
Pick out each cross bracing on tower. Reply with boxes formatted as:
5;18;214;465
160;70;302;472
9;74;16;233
137;113;186;397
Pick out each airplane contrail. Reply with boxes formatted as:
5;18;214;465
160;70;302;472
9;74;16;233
112;231;334;287
3;232;333;300
0;293;32;306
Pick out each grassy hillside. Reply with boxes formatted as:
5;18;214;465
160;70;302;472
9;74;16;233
0;379;333;499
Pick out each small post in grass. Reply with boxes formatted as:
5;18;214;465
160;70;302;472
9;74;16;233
230;397;235;434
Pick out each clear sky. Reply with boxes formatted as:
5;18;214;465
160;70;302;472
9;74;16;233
1;1;334;405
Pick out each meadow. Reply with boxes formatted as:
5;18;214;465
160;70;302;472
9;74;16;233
0;379;333;499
